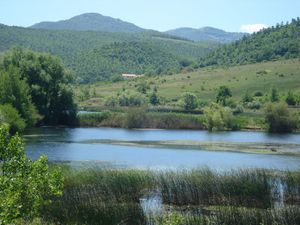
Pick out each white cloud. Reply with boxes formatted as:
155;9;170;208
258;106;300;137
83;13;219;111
240;24;269;33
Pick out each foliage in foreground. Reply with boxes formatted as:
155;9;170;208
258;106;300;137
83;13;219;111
0;126;63;224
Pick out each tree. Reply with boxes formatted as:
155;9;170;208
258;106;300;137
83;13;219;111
0;104;25;134
0;67;38;126
150;92;160;105
270;87;279;102
0;126;63;223
265;103;298;133
2;47;77;125
216;86;232;106
182;92;198;110
285;91;297;105
204;103;234;131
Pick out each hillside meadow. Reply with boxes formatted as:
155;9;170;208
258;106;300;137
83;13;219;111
76;59;300;108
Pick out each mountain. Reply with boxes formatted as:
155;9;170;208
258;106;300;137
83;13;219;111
200;18;300;67
166;27;247;43
30;13;145;33
0;24;218;83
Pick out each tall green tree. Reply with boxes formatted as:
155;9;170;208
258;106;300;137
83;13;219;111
0;66;38;126
216;86;232;106
2;47;77;125
149;92;160;105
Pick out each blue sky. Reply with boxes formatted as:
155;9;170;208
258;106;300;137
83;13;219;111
0;0;299;32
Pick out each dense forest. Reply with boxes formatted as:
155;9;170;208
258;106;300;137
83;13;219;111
200;18;300;67
0;24;217;83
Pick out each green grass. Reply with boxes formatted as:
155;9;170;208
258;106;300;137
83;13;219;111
76;59;300;108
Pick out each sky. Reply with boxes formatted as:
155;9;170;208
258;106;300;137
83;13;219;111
0;0;299;33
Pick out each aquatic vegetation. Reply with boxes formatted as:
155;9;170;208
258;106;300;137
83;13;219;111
40;167;300;225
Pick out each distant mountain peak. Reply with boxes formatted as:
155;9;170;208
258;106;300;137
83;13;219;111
166;27;247;43
30;12;145;33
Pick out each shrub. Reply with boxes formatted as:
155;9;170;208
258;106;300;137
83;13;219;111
265;103;299;133
182;92;198;110
0;104;26;134
285;91;297;106
119;92;145;107
204;103;234;131
0;126;63;224
253;91;263;97
105;96;119;108
246;101;261;110
242;92;253;103
232;105;244;115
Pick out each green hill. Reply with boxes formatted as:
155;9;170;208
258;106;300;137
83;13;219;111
200;18;300;67
166;27;247;43
0;24;218;83
30;13;145;33
76;59;300;108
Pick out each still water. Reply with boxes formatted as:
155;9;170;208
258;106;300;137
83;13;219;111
24;127;300;170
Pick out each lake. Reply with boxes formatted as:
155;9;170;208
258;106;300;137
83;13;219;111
24;127;300;170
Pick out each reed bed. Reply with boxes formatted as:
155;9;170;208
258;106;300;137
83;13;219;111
41;167;300;225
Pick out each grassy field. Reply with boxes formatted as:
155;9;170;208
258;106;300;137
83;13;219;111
76;59;300;108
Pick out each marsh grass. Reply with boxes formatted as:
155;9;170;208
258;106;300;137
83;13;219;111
154;206;300;225
158;169;273;208
41;167;300;225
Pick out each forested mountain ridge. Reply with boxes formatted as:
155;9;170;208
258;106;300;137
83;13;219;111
200;18;300;67
166;26;247;43
30;13;145;33
0;24;218;83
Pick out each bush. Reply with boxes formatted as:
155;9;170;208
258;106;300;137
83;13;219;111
285;91;297;106
119;92;145;107
246;101;261;110
0;126;63;224
253;91;264;97
0;104;26;134
265;103;299;133
182;92;198;110
232;105;244;115
242;92;253;103
105;96;119;108
204;103;234;131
